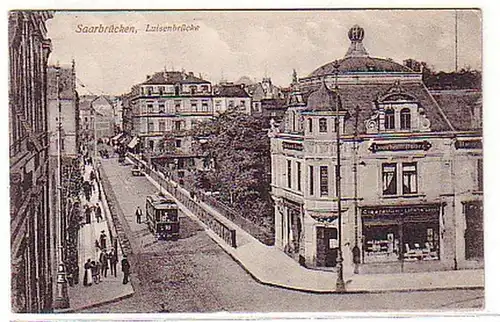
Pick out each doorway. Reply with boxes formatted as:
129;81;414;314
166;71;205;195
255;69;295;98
316;227;338;267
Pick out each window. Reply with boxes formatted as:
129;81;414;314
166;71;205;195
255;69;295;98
190;86;197;95
478;159;483;191
241;100;246;107
174;100;181;112
147;103;154;114
309;166;314;195
191;101;198;111
402;162;417;194
297;162;302;191
146;87;153;95
400;108;411;130
175;139;182;148
158;86;164;95
148;121;154;132
382;163;397;195
287;160;292;189
320;166;328;196
158;102;165;113
385;108;395;130
215;101;221;110
174;85;180;96
202;100;209;111
149;140;154;151
228;100;234;108
174;121;182;131
308;118;313;133
319;118;327;132
158;121;165;132
201;85;209;93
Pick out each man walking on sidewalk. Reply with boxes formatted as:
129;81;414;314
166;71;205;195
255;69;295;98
100;231;107;250
109;248;118;277
135;206;143;224
100;250;109;278
122;255;131;284
95;203;102;223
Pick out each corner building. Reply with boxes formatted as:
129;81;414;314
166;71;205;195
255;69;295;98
270;25;483;274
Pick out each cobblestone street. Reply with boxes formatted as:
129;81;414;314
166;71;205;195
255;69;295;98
78;157;484;313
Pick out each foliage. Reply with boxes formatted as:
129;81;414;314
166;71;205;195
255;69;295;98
404;58;481;90
189;111;273;229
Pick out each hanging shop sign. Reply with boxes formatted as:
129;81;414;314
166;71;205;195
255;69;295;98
282;141;304;151
454;139;482;150
368;140;432;153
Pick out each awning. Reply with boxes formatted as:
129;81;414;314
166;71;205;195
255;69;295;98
111;133;124;141
127;137;139;149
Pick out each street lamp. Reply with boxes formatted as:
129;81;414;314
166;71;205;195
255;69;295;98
54;65;70;309
332;61;346;292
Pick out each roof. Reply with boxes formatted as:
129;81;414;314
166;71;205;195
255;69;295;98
303;81;345;112
146;193;177;209
309;56;413;77
214;84;250;98
142;71;210;85
430;90;482;131
300;81;455;134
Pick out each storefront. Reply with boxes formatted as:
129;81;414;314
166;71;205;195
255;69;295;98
282;199;303;256
361;204;443;265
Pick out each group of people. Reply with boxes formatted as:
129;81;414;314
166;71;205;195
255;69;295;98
82;245;121;286
82;169;98;202
84;203;103;224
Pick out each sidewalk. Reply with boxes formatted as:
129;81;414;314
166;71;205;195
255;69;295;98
61;162;134;312
142;164;484;294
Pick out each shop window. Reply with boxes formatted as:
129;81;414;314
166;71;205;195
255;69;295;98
297;162;301;191
385;108;395;130
287;160;292;189
320;166;328;196
402;162;418;194
319;118;327;132
400;108;411;130
308;119;313;133
309;166;314;195
382;163;397;195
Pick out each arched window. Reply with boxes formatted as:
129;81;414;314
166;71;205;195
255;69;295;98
308;118;313;133
319;118;327;132
384;108;395;130
400;108;411;130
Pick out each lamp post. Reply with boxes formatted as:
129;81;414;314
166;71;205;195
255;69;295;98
54;65;70;309
333;61;346;292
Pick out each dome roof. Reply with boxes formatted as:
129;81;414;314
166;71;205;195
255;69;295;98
309;56;413;77
309;24;413;77
304;81;342;112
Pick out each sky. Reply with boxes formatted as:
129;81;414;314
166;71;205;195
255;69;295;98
46;9;482;95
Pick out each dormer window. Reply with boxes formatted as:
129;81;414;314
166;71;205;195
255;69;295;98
400;108;411;130
319;118;327;132
385;108;395;130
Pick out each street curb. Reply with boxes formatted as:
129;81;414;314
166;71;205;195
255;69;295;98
54;288;135;313
134;157;485;295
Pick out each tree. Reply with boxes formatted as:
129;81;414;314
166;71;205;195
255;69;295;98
190;111;273;228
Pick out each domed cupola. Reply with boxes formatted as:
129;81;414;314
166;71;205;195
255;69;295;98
345;24;369;57
304;80;342;112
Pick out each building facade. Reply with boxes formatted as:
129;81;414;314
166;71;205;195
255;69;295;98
213;83;252;115
9;10;55;313
125;71;213;153
270;25;483;275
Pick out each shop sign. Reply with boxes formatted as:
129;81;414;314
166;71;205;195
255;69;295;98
329;238;338;249
368;140;432;153
361;204;441;217
282;141;303;151
454;139;482;150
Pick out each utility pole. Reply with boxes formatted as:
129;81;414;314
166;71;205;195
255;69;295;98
333;61;346;292
54;64;69;309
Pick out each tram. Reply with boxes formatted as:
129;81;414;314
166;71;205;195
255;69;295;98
145;193;180;240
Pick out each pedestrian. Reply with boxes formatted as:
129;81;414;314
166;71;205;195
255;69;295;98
85;205;92;224
97;259;102;282
90;170;96;182
135;206;143;224
83;180;91;202
95;239;101;252
91;260;98;284
352;245;361;274
109;248;118;277
95;204;102;223
100;251;109;278
83;259;92;286
121;255;131;284
99;231;107;249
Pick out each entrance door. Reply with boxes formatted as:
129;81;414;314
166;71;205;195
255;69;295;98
316;227;338;267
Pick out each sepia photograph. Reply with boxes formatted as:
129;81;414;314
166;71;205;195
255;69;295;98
8;8;485;316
